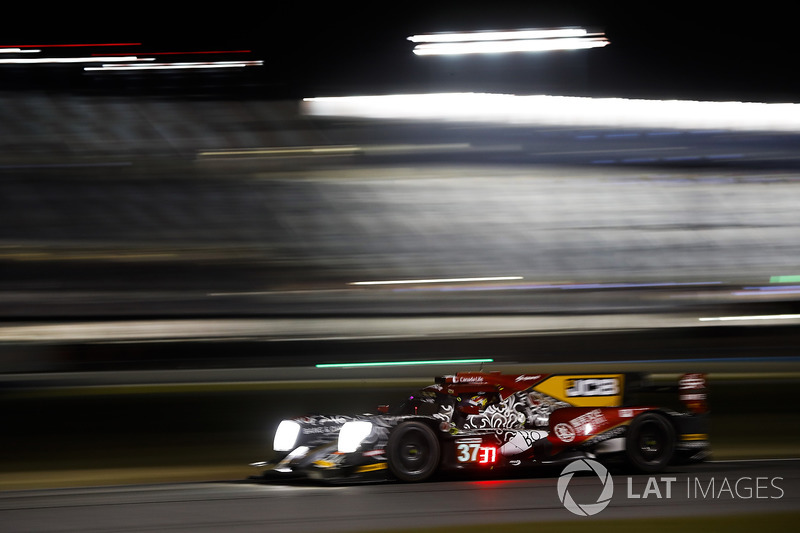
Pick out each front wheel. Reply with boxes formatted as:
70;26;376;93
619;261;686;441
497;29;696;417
625;412;675;473
387;421;441;482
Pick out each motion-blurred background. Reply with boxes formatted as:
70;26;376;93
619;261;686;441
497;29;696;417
2;2;799;490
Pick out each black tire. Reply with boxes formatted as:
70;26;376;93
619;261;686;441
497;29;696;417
387;421;441;482
625;412;676;473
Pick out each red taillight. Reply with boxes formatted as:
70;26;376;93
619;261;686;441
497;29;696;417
478;446;497;465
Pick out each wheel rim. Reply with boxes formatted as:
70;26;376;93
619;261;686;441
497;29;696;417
398;430;431;473
637;421;667;462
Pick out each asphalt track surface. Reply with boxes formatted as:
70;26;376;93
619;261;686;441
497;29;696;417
1;459;798;532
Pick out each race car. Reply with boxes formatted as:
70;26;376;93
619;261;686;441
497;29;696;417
251;371;710;483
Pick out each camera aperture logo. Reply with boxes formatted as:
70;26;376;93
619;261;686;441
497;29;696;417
558;459;786;517
557;459;614;516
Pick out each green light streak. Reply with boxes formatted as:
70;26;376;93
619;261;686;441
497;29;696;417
770;275;800;283
316;358;494;369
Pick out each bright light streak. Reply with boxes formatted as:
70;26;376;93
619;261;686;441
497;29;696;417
408;28;589;43
85;60;263;71
408;28;608;55
316;358;494;368
302;93;800;132
197;143;477;161
0;48;39;54
92;50;253;56
199;146;360;157
350;276;523;286
733;288;800;296
0;43;141;48
413;36;608;55
741;285;800;292
0;56;144;64
699;314;800;322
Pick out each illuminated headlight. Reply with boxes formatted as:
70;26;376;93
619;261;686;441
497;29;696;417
273;420;301;452
338;421;373;453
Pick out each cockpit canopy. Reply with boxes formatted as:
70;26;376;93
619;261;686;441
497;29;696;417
384;385;503;417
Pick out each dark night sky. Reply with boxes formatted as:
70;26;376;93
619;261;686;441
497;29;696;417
4;3;798;102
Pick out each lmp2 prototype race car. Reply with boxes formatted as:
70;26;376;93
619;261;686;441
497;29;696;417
252;371;710;483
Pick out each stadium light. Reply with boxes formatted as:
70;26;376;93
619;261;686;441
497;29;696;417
408;28;609;55
303;93;800;133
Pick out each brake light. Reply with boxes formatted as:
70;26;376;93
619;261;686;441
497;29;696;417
478;446;497;465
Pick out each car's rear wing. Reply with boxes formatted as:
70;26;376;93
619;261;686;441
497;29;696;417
436;372;625;404
624;372;708;414
436;371;708;414
678;373;708;414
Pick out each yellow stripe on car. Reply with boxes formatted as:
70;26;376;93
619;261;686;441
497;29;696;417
680;434;709;441
355;463;388;473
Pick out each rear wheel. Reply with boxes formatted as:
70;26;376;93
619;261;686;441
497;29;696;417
387;421;440;482
625;412;675;473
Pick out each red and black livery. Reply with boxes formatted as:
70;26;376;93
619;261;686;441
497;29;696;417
253;371;709;483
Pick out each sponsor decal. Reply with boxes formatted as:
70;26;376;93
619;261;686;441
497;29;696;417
302;425;340;435
554;408;612;443
679;374;706;390
554;423;576;442
533;375;624;407
300;415;349;425
499;430;548;456
455;375;487;383
680;393;706;401
582;425;626;447
362;449;385;457
566;378;619;397
569;408;607;435
679;373;708;413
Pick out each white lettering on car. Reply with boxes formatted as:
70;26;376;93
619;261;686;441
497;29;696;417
565;378;619;397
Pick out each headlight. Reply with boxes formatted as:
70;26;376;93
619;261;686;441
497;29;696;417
338;421;373;453
273;420;301;452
